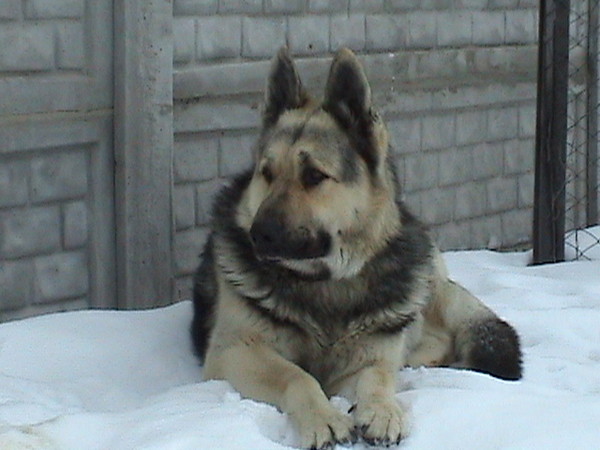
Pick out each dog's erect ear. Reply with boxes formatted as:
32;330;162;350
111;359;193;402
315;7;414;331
323;49;380;171
263;47;307;127
323;48;372;127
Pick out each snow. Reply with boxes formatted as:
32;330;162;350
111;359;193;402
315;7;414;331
1;249;600;449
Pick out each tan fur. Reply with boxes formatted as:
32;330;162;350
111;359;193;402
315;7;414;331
200;48;518;449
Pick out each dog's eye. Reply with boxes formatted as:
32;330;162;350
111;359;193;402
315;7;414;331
261;166;274;184
302;167;329;188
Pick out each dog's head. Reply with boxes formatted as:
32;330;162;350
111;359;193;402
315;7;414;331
237;48;401;280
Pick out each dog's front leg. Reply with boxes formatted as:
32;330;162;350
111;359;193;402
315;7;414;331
352;362;406;446
204;343;355;449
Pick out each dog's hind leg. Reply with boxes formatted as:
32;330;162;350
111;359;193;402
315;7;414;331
409;250;522;380
429;268;522;380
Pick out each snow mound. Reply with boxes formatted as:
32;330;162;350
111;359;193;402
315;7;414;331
1;251;600;449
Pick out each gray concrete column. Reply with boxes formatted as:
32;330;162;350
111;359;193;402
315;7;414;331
114;0;174;308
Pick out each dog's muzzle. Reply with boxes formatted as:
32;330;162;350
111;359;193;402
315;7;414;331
250;215;331;261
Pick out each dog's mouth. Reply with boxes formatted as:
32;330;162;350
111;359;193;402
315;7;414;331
252;248;332;281
250;222;332;262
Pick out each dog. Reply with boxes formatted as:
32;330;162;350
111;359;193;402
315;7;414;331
191;48;522;449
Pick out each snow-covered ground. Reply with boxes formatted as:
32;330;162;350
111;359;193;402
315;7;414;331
1;248;600;449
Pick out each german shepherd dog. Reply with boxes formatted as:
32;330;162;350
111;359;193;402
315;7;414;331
191;48;522;449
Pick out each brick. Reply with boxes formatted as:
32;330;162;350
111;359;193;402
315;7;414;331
0;160;28;207
422;114;455;150
415;49;468;80
174;184;196;230
34;251;88;303
388;117;421;154
472;11;504;46
289;16;330;55
0;259;33;310
56;22;85;70
455;0;486;8
197;16;242;60
0;1;20;19
439;147;474;186
407;12;437;49
331;14;365;52
264;0;307;13
31;152;87;202
220;0;263;14
378;89;432;116
517;172;534;208
455;183;487;220
242;17;287;59
174;60;269;99
487;176;518;212
174;99;259;133
309;0;349;13
505;10;536;44
430;85;479;110
434;221;471;251
220;134;256;177
1;207;60;258
518;103;536;138
504;138;534;175
196;179;225;225
174;0;218;15
418;0;452;10
173;18;195;64
471;142;504;180
174;228;210;275
473;47;511;73
488;107;519;140
174;276;193;302
366;15;408;50
386;0;421;11
63;201;88;249
174;137;219;182
349;0;385;12
0;24;55;72
436;11;472;47
404;151;439;191
489;0;519;8
456;109;488;146
519;0;537;7
513;45;538;73
25;0;84;19
470;215;502;249
501;208;531;247
418;187;455;225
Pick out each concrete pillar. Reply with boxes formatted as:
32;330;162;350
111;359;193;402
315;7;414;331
114;0;174;308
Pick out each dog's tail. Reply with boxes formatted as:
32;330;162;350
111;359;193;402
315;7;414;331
424;252;522;380
427;253;523;381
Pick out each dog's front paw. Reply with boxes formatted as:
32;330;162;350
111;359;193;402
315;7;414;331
294;406;356;449
353;398;406;446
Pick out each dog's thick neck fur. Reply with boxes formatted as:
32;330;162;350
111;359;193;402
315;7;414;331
211;168;434;344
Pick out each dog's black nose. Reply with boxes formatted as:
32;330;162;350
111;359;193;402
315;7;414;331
250;215;284;258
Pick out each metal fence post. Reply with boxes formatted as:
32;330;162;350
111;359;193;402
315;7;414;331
586;0;599;227
533;0;572;264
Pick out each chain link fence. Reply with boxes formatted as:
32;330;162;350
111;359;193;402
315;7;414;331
534;0;600;263
564;0;600;259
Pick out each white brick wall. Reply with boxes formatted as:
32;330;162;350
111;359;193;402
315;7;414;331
0;24;55;71
0;1;112;320
159;0;543;302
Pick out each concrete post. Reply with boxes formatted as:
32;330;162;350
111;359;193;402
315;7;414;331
114;0;174;308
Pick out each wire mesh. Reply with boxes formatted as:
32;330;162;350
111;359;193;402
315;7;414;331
564;0;600;260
